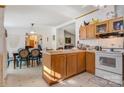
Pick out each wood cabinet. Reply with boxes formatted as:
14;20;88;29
51;54;66;80
79;24;95;40
42;54;66;84
79;17;124;40
42;54;55;85
86;52;95;74
66;53;77;77
43;51;86;85
86;24;95;39
95;20;109;34
79;25;86;40
77;52;86;73
43;50;96;85
109;17;124;32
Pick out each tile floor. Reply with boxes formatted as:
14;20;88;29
2;64;122;87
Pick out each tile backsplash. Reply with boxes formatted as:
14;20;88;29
79;37;124;48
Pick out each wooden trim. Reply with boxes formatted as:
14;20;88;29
75;8;99;19
0;5;5;8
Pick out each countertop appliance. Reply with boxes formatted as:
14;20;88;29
95;51;123;85
95;46;102;51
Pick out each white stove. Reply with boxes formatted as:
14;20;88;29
95;51;123;85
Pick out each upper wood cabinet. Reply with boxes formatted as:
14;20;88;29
79;25;86;40
79;17;124;40
79;24;95;40
77;52;86;73
86;52;95;75
86;24;95;39
66;53;77;77
109;17;124;32
95;20;109;34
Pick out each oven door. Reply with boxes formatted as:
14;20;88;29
96;52;122;74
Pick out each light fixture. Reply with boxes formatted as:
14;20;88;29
94;5;106;9
30;23;36;34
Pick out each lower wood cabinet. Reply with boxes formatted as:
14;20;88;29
43;51;95;85
66;53;77;77
51;54;66;80
86;52;95;74
77;52;86;73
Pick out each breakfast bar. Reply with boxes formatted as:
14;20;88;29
42;49;86;85
42;49;95;85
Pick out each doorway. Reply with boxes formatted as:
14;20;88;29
56;22;76;49
25;33;39;48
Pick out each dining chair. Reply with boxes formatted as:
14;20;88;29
7;52;14;67
8;52;19;68
29;49;41;67
18;49;29;69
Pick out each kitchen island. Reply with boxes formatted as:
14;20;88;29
42;49;87;85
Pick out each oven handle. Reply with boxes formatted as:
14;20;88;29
96;54;122;57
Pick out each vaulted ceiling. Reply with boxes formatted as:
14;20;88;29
4;5;96;28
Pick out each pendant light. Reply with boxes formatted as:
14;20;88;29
30;23;36;34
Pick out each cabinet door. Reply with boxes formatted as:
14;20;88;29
86;24;95;39
95;20;109;34
77;52;86;73
109;17;124;32
66;53;77;77
79;25;86;40
108;19;113;33
86;52;95;74
42;54;55;85
51;54;66;80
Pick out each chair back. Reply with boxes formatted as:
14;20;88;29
38;45;42;51
31;49;40;57
18;48;23;52
19;49;29;59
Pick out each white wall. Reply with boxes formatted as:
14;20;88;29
116;5;124;17
51;27;57;50
56;28;65;48
75;6;124;48
35;26;56;50
6;27;29;55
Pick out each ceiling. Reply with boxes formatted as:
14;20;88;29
4;5;96;28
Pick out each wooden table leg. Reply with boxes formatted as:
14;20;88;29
13;53;19;69
14;54;16;69
13;53;18;69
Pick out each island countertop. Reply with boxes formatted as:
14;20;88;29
44;49;96;55
43;49;87;55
